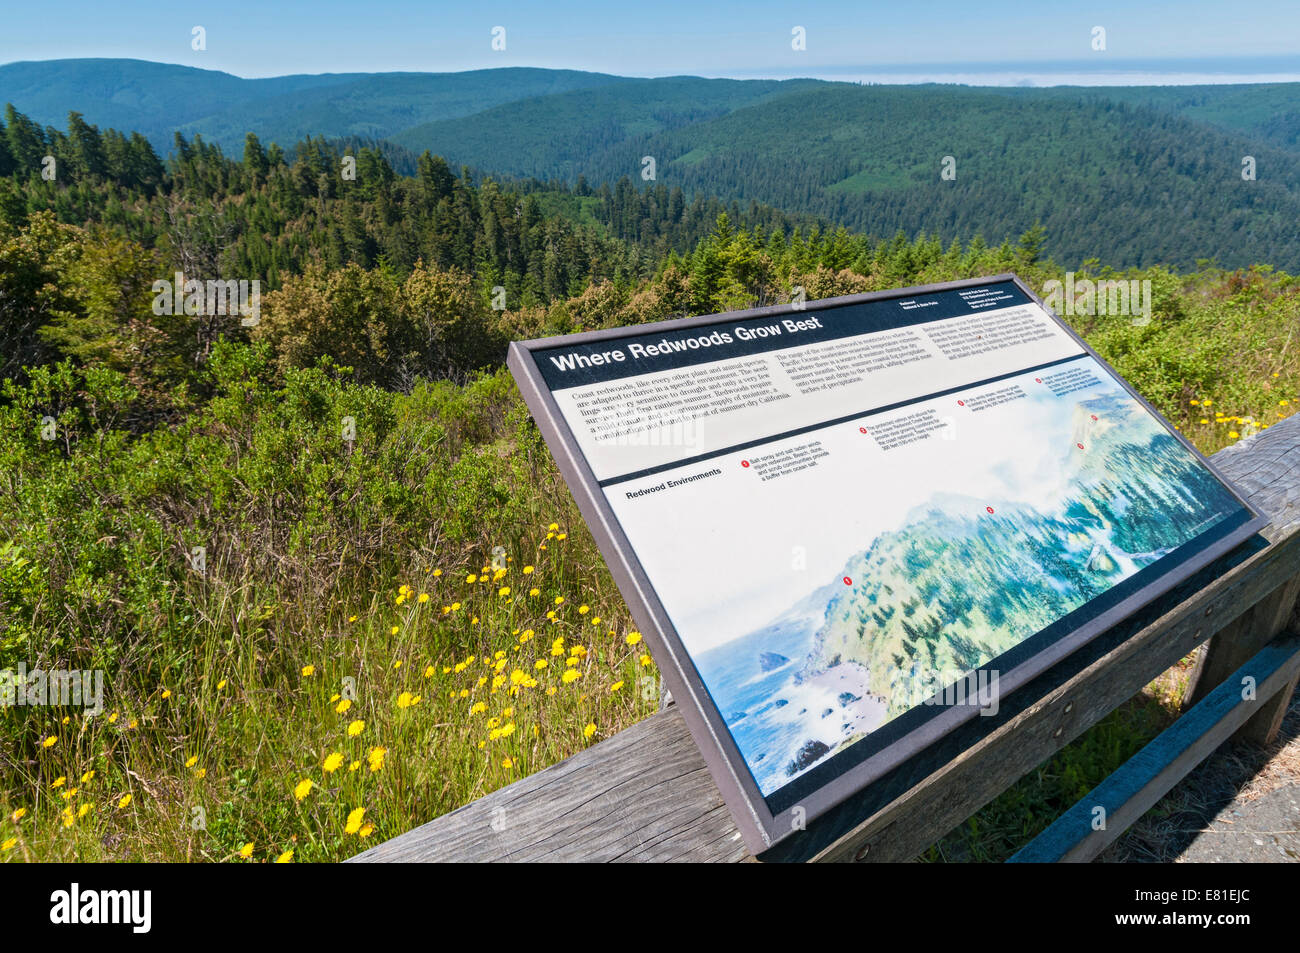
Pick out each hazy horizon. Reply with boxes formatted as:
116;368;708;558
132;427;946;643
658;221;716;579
3;1;1299;84
5;54;1300;89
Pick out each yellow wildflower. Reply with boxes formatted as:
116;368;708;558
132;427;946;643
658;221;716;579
345;806;366;835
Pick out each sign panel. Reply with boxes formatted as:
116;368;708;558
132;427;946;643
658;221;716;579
507;274;1266;853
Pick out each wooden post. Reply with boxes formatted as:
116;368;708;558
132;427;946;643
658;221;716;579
1236;589;1299;746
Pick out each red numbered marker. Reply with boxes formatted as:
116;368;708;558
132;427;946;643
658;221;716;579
741;460;750;468
1076;442;1084;449
986;506;995;515
1035;378;1043;383
858;426;867;434
843;576;852;586
957;400;965;406
1090;414;1098;421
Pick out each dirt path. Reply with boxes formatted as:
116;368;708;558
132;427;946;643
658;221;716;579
1099;684;1300;863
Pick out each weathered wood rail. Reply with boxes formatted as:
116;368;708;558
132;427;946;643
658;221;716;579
351;414;1300;863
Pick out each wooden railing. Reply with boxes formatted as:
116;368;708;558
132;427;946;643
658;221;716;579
350;413;1300;863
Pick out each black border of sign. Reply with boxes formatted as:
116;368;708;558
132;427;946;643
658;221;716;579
506;273;1269;855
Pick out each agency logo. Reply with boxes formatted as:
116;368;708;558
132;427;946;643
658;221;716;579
49;883;151;933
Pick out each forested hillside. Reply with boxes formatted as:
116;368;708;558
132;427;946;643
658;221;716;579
7;61;1300;269
0;103;823;341
555;85;1300;270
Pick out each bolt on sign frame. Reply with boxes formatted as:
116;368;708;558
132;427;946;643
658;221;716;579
507;274;1267;854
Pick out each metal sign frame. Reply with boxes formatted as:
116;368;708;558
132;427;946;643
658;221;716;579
507;273;1267;854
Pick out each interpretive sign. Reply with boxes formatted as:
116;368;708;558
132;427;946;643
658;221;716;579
506;274;1266;853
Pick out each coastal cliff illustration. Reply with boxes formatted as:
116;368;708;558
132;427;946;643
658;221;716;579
697;391;1240;795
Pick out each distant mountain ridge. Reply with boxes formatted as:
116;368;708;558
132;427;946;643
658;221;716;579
0;59;629;151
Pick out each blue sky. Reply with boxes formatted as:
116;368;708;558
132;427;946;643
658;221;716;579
3;1;1299;81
